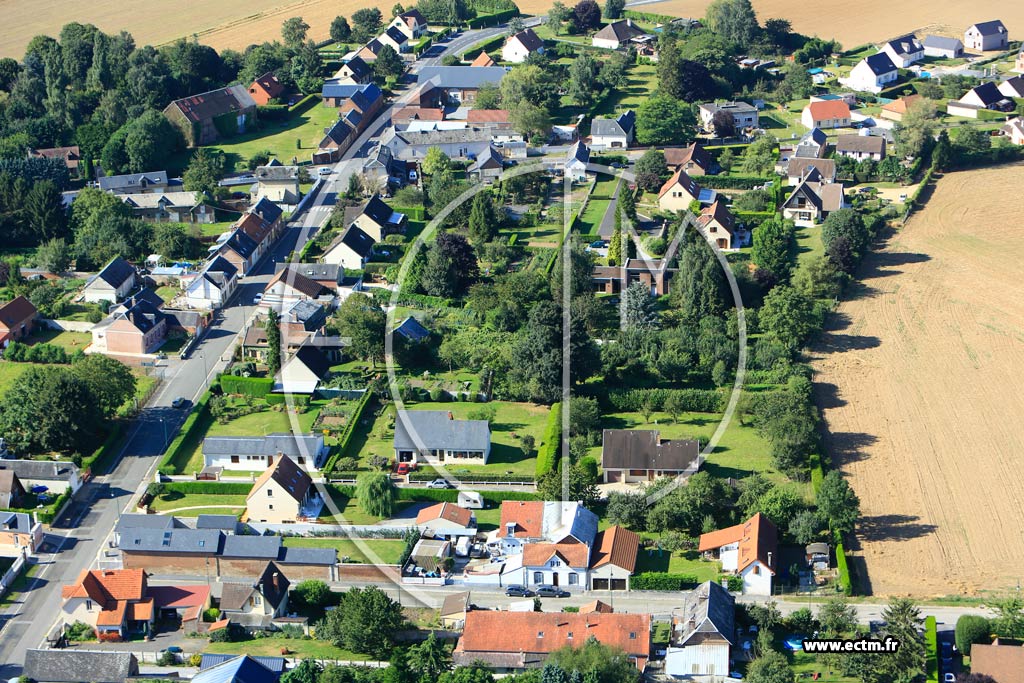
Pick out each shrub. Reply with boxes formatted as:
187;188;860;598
834;531;853;596
955;615;991;655
219;375;274;397
535;402;562;478
164;481;253;495
631;573;700;591
203;608;221;623
602;388;723;413
66;621;95;641
924;616;938;683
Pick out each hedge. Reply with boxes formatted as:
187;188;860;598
735;211;777;226
467;8;518;28
164;481;253;495
461;34;506;60
924;616;939;683
220;375;274;397
159;392;214;475
623;9;676;23
507;233;519;247
412;35;433;55
535;402;562;478
834;529;853;596
408;472;535;483
601;388;724;414
393;205;426;221
83;422;126;476
698;175;774;190
31;486;73;525
322;390;374;475
632;573;700;591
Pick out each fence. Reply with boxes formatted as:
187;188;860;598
41;319;95;332
292;178;325;221
0;554;27;599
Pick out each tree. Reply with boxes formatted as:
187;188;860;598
24;179;68;242
36;238;72;273
932;129;952;172
567;53;599;108
509;101;552;139
282;17;310;48
317;586;403;658
335;293;386;365
788;509;823;544
742;134;778;175
670;238;727;325
265;309;282;376
281;659;321;683
711;109;736;138
775;62;814;102
408;633;451;683
569;396;601;437
439;665;494;683
183;148;224;196
619;185;636;221
745;651;792;683
603;0;625;19
705;0;760;45
468;191;500;246
955;614;991;655
751;216;795;282
292;40;324;95
374;44;405;81
718;148;736;173
547;638;640;683
634;150;667;192
351;8;384;40
71;354;136;417
816;470;860;535
954;126;991;155
0;366;104;454
759;285;817;350
624;282;658;329
520;434;536;457
608;206;624;266
636;95;696;146
878;598;925;680
422;147;452;177
330;16;352;43
355;472;396;517
572;0;602;32
606;490;648;529
818;597;857;636
292;579;332;608
893;98;937;158
548;1;572;34
992;597;1024;639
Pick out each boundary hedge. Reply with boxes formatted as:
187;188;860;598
164;481;253;495
467;8;518;28
924;616;939;682
632;572;700;590
220;375;274;397
409;472;535;483
322;390;374;475
84;423;126;476
535;402;562;478
392;488;538;504
600;388;724;413
159;392;214;475
698;175;774;190
834;529;853;596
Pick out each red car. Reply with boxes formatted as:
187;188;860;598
395;462;417;476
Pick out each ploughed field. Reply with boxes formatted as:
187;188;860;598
810;163;1024;597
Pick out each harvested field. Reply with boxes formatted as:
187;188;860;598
810;163;1024;597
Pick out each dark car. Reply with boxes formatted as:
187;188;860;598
535;585;570;598
505;585;534;597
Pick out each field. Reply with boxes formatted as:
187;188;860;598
810;163;1024;597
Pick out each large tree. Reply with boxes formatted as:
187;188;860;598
334;293;386;365
351;8;384;40
183;148;225;196
751;215;795;282
705;0;760;45
71;354;136;417
816;471;860;535
745;651;793;683
355;471;396;517
0;365;104;454
330;16;352;43
281;17;310;48
636;95;696;146
316;586;403;658
572;0;602;32
567;53;600;108
373;44;405;81
468;190;500;246
265;308;282;376
758;285;817;350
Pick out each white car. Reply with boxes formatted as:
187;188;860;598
427;479;451;489
943;675;955;683
408;170;418;182
253;293;263;304
318;166;332;176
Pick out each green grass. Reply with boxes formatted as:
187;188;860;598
155;285;180;302
319;487;414;525
0;562;38;610
635;548;721;583
603;63;659;113
282;537;406;564
24;329;90;350
786;650;859;681
577;197;610;236
206;636;371;660
148;492;248;513
475;507;501;532
795;224;824;269
198;220;240;237
0;363;32;397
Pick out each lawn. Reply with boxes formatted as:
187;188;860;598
24;329;90;350
786;650;859;682
0;363;31;397
577;197;610;237
282;536;406;564
601;63;659;114
634;547;721;583
118;371;158;416
475;507;501;533
148;492;248;514
794;224;824;270
198;220;240;237
206;636;370;660
319;485;417;525
155;285;180;302
350;401;549;475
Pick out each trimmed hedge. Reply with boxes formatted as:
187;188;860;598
220;375;274;397
809;453;825;495
632;573;700;591
735;211;777;226
925;616;939;683
34;486;73;524
623;9;675;22
322;390;374;475
393;205;426;221
409;472;535;483
467;8;518;28
535;402;562;478
601;388;724;414
698;175;774;190
159;392;214;475
83;422;126;476
164;481;253;495
834;530;853;596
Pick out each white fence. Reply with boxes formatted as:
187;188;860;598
0;554;27;598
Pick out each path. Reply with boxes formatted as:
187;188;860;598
597;177;622;239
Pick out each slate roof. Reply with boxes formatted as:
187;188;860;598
251;196;284;225
965;81;1006;106
393;410;491;453
200;654;286;675
863;52;898;75
204;433;324;459
278;545;337;565
321;117;356;147
362;193;405;228
672;580;736;648
591;110;635;138
221;534;282;559
221;561;290;611
0;459;78;483
341;56;371;80
394;316;431;342
266;268;331;298
24;650;139;683
0;511;34;532
416;66;507;90
118;191;204;209
321;82;382;103
221;228;259;260
247;455;312;504
191;655;279;683
787;157;836;181
468;145;503;172
601;429;700;471
120;528;223;553
836;134;886;155
969;20;1007;37
593;19;645;43
92;256;136;289
97;171;168;192
340;225;376;257
883;34;922;57
196;514;239;531
566;140;590;166
115;513;177;534
168;85;256;123
923;35;963;51
384;26;409;45
508;28;544;52
290;344;333;378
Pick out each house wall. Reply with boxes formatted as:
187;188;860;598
592;37;621;49
719;544;739;572
965;28;1007;51
838;148;883;161
0;314;35;344
588;563;631;590
62;596;101;628
741;561;772;595
216;247;252;276
946;101;982;119
82;275;135;304
103;318;167;355
417;519;476;538
664;643;731;678
591;134;628;149
256;181;299;204
924;45;961;58
523;561;586;588
659;185;698;212
246;477;303;524
0;526;41;555
783;206;819;227
395;446;490;466
321;244;366;270
502;42;532;63
204;447;325;473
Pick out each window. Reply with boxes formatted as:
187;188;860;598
567;632;573;639
568;573;578;585
297;457;305;464
753;565;760;575
537;631;544;638
86;600;93;611
629;632;637;640
231;456;239;464
267;489;273;497
533;571;543;584
199;540;205;547
269;504;274;510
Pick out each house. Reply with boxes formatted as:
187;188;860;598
246;455;319;524
880;94;923;122
219;561;290;627
389;9;428;40
163;84;257;147
29;146;81;174
408;538;452;576
203;434;329;473
658;168;713;211
801;100;852;129
198;654;285;677
0;468;25;508
97;171;169;194
248;72;286;106
415;66;507;104
393;410;492;465
0;511;42;555
998;75;1024;98
196;515;239;534
278;345;332;394
970;640;1024;683
588;526;640;591
470;51;496;67
235;212;277;261
90;294;168;355
0;296;38;347
948;81;1015;117
1001;117;1024;145
321;225;376;270
392;105;445;127
216;229;260;275
696;200;742;250
378;26;411;54
440;591;471;629
782;168;848;226
185;256;238;310
697;101;759;131
333;56;372;85
664;581;736;678
698;513;778;595
320;82;384;117
353;194;407;240
261;269;333;308
61;568;154;640
416;502;477;538
590;110;635;149
23;650;139;683
664;143;713;175
591;19;644;50
468;145;504;182
384;127;501;162
965;20;1008;51
118;190;213;224
253;164;300;204
836;133;887;161
394;316;431;342
579;599;614;614
843;53;898;93
497;501;598;551
274;262;349;293
0;459;82;495
790;127;829;159
81;256;137;303
786;157;836;186
880;34;924;67
453;611;651;671
355;38;385;62
922;35;964;59
193;655;281;683
361;143;403;189
592;258;677;297
503;28;544;63
564;140;591;182
315;115;357;163
1017;46;1024;72
601;429;700;483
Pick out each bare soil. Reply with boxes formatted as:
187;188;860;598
810;163;1024;597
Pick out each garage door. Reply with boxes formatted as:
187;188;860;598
592;578;609;590
605;470;620;483
611;579;627;591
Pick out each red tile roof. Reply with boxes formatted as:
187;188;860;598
470;52;496;67
0;296;38;332
250;72;286;99
589;525;640;572
579;599;614;614
658;168;702;199
62;569;147;604
96;601;128;626
698;513;778;574
236;212;272;245
416;502;473;527
148;584;211;609
499;501;545;538
881;94;921;115
467;109;510;124
805;100;852;121
126;598;154;622
523;541;590;568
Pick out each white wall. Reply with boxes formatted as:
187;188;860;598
664;643;731;678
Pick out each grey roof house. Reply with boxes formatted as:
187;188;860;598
664;581;736;678
601;429;700;483
394;410;492;465
590;110;635;149
23;650;139;683
81;256;138;303
192;655;280;683
97;171;169;194
203;433;329;472
923;35;964;58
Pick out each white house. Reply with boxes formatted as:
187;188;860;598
393;410;491;465
203;433;329;472
1001;117;1024;145
277;345;332;394
843;53;898;93
964;20;1008;52
880;35;924;67
801;100;853;129
665;581;736;678
377;26;410;54
698;513;778;595
416;503;477;539
591;20;644;50
564;140;591;182
320;225;376;269
184;256;237;310
389;9;428;40
81;257;137;304
835;132;887;161
697;101;759;131
922;35;964;59
260;269;333;309
502;28;544;64
590;110;635;149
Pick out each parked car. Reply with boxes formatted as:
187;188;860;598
535;585;570;598
505;585;534;597
427;479;451;489
171;397;188;409
943;675;955;683
408;170;418;182
395;463;415;476
253;293;263;304
318;166;332;176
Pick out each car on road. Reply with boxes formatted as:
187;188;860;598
318;167;332;176
171;397;188;409
505;585;534;597
427;479;451;489
943;675;955;683
253;293;263;304
535;585;569;598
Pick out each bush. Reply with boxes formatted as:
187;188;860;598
164;481;253;495
834;531;853;596
408;472;535;483
322;390;373;475
632;573;700;591
535;402;562;478
203;608;221;623
698;175;775;190
924;616;938;683
602;388;723;413
219;375;274;397
725;575;744;592
955;615;991;655
65;621;95;641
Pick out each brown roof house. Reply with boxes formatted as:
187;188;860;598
30;146;82;174
440;591;471;629
416;502;477;539
60;568;155;641
0;295;38;347
664;143;713;176
163;85;257;147
696;200;740;250
658;168;714;211
592;19;645;50
698;513;778;595
782;166;848;227
218;561;290;628
246;455;320;524
601;429;700;484
588;526;640;591
248;72;286;106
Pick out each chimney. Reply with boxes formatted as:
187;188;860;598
767;552;773;568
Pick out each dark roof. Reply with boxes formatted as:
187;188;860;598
593;19;644;43
251;197;283;225
267;268;331;298
567;140;590;166
205;255;239;279
204;433;324;459
278;545;338;565
416;66;507;90
384;26;408;45
399;8;427;25
321;82;382;103
394;316;431;341
97;171;168;192
120;527;223;553
221;561;290;611
94;257;136;289
864;52;897;75
248;455;313;504
970;20;1007;36
362;194;403;227
321;117;356;147
341;225;376;257
196;514;239;531
284;300;328;328
787;157;836;180
968;81;1005;106
251;72;286;99
393;410;491;452
601;429;699;471
509;28;544;52
923;35;963;50
883;34;922;56
0;295;38;327
115;513;178;534
200;654;286;674
468;145;503;172
343;56;371;80
222;228;259;259
167;85;256;123
221;534;282;559
191;655;279;683
591;110;635;138
0;458;78;483
277;262;342;283
24;650;139;683
836;134;886;154
290;344;333;378
673;581;736;648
